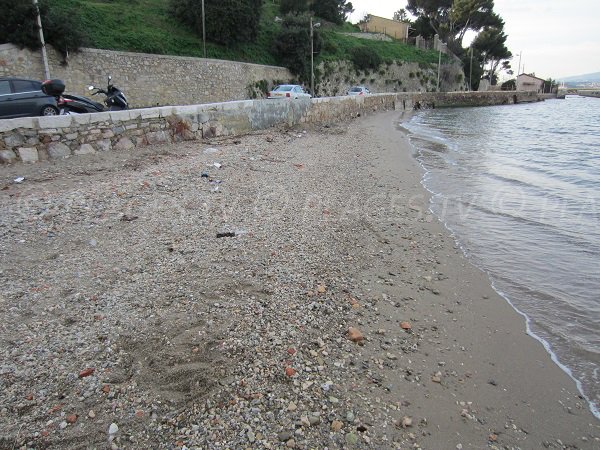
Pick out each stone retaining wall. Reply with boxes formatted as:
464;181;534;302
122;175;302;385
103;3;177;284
0;44;291;108
0;91;547;166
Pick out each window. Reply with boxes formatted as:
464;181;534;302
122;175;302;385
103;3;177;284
12;80;40;93
0;81;10;95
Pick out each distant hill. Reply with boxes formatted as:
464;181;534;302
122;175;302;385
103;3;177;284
558;72;600;83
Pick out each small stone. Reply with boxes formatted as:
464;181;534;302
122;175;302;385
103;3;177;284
331;420;343;432
59;421;67;430
102;385;110;393
400;321;412;330
308;415;321;426
287;402;297;412
79;368;95;378
66;414;77;424
317;285;326;294
347;327;364;343
432;371;442;383
489;433;498;442
300;416;310;427
286;438;296;448
88;410;96;419
247;431;256;443
401;416;413;428
75;144;95;155
345;433;359;445
278;431;292;441
135;410;144;418
285;367;296;377
108;423;119;435
287;348;296;355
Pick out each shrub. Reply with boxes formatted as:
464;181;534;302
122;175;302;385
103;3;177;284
170;0;263;46
350;46;382;72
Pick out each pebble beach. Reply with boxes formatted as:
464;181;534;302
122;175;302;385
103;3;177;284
0;110;598;449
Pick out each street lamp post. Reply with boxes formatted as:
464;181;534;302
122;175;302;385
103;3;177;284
436;44;442;91
201;0;206;58
310;18;320;97
469;46;473;91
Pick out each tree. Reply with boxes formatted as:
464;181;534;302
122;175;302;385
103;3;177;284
0;0;86;57
393;8;409;22
501;79;516;90
280;0;309;15
310;0;354;25
274;13;321;82
407;0;501;48
473;26;511;85
170;0;263;46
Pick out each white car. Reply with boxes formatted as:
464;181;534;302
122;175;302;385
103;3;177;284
268;85;311;99
347;86;371;96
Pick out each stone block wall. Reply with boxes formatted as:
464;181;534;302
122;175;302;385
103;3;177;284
0;91;547;166
0;44;291;108
317;60;465;97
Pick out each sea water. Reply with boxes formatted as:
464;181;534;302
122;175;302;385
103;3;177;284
403;96;600;418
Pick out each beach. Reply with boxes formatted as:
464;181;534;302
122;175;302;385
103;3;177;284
0;110;598;449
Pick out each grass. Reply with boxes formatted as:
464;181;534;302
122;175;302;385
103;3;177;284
54;0;448;68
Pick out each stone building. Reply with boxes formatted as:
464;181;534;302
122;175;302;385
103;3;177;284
358;15;409;41
517;73;545;93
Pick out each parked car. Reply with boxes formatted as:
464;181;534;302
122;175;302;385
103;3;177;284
268;84;311;99
0;77;59;119
347;86;371;96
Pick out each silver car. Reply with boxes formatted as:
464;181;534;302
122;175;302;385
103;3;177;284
347;86;371;96
268;84;311;99
0;77;59;119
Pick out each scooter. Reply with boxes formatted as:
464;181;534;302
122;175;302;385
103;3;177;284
58;76;128;114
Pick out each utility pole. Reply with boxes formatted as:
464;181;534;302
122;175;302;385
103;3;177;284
202;0;206;58
33;0;50;79
517;51;522;76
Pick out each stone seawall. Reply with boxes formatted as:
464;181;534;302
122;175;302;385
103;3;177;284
0;91;546;166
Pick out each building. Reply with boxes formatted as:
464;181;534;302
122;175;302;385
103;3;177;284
358;15;409;41
516;73;545;92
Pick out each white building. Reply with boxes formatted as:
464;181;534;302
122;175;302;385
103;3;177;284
516;73;545;92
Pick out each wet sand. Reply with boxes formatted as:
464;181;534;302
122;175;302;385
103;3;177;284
0;110;598;449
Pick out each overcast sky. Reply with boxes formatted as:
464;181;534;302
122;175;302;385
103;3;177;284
348;0;600;79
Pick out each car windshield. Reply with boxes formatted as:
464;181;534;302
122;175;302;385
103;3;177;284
350;87;362;92
275;86;294;92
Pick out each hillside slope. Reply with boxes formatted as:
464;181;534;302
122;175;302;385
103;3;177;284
55;0;442;67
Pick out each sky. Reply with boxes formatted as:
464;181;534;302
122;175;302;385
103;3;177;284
348;0;600;79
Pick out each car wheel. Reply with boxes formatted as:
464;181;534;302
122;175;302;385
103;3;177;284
40;105;59;116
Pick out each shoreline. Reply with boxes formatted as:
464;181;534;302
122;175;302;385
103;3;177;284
402;105;600;421
0;111;598;448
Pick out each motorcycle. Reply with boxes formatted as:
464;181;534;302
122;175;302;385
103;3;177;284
57;76;128;114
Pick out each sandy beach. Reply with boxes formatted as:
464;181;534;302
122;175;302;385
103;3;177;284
0;110;598;449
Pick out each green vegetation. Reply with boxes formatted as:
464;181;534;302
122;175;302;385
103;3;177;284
6;0;448;79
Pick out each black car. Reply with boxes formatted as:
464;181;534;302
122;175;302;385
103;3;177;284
0;77;59;119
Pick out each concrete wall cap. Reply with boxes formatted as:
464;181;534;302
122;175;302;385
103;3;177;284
39;115;72;129
139;108;161;119
172;105;198;116
88;112;112;123
0;117;36;132
71;113;91;125
110;110;133;121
